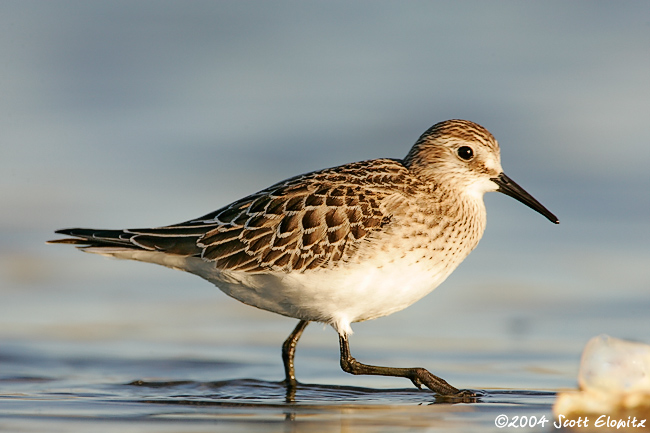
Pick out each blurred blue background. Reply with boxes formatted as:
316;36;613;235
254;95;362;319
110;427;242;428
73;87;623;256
1;1;649;390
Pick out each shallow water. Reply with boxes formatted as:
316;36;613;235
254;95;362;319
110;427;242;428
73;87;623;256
0;341;557;433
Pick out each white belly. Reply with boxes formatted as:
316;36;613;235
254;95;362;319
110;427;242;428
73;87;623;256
185;245;466;336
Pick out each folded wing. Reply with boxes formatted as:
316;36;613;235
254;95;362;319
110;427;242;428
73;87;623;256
50;160;408;273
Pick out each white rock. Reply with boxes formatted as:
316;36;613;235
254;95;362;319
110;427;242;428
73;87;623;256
553;335;650;417
578;334;650;394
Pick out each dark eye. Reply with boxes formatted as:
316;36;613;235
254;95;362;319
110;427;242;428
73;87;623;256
457;146;474;161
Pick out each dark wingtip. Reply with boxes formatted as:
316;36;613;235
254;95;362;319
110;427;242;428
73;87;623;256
54;228;81;236
48;228;92;245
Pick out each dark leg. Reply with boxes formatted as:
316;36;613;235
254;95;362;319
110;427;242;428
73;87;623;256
338;333;468;396
282;320;309;385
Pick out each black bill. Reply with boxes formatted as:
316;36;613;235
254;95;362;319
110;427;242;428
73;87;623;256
491;173;559;224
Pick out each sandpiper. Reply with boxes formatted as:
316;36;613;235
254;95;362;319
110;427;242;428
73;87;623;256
50;119;558;396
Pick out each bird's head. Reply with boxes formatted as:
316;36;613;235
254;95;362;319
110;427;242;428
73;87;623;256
404;119;558;224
